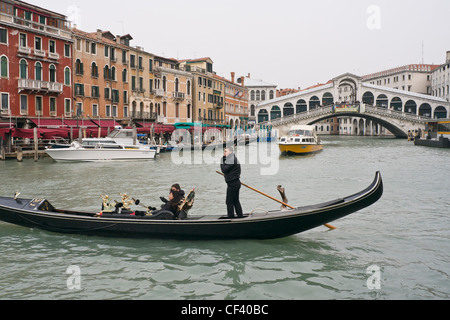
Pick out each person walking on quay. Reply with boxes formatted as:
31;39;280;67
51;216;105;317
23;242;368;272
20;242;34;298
220;147;243;218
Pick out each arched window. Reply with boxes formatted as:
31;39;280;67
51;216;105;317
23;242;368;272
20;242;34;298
111;66;116;81
104;65;110;80
187;80;191;95
20;59;28;79
49;64;56;82
269;90;274;99
91;62;98;77
163;76;167;91
261;90;266;101
122;69;127;82
0;56;8;78
256;90;260;101
35;62;42;81
64;67;71;86
250;90;255;101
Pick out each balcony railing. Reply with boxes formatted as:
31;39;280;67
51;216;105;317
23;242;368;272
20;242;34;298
172;92;185;100
18;46;31;55
18;79;63;94
130;111;157;120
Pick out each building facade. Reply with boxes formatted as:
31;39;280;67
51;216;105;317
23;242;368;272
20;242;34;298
152;55;193;124
179;58;225;125
244;75;277;128
217;72;249;129
431;51;450;102
363;64;439;95
72;29;129;125
0;0;73;125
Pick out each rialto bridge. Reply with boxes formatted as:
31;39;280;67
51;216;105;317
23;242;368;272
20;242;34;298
256;73;450;138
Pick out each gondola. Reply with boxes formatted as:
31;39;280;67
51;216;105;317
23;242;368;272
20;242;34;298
0;172;383;240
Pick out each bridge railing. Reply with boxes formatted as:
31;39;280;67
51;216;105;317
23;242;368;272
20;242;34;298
259;104;429;127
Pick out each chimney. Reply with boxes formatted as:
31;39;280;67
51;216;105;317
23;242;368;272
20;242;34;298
240;76;245;87
116;35;121;44
231;72;235;83
247;73;251;78
96;29;102;39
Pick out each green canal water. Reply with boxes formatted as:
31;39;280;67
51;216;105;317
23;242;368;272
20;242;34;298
0;137;449;300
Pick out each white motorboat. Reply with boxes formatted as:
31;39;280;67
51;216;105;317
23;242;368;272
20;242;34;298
45;129;156;162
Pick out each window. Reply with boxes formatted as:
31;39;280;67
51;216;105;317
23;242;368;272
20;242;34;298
91;62;98;78
20;95;27;114
19;33;27;47
75;102;83;116
122;69;127;82
35;96;43;114
149;59;153;72
92;104;98;117
1;93;9;111
75;83;84;96
91;86;100;98
91;42;96;55
130;54;136;68
75;59;83;75
1;56;8;78
138;56;143;70
104;87;110;100
49;65;56;82
0;28;7;44
139;77;143;91
123;105;128;118
104;45;109;57
112;105;117;117
50;97;56;115
49;40;55;53
131;76;136;91
123;90;128;104
35;62;42;81
64;44;71;57
34;37;42;50
112;89;119;103
65;99;71;115
85;40;90;53
19;59;27;79
106;105;111;117
65;67;71;86
111;66;116;81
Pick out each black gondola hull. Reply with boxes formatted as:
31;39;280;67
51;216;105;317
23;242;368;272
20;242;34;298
0;172;383;240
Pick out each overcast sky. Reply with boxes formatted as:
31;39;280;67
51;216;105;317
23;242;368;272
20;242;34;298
30;0;450;89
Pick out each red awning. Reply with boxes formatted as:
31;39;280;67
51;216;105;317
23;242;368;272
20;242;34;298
91;120;120;128
29;118;67;128
63;119;97;128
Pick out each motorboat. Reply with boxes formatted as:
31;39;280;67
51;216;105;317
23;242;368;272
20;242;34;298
278;125;324;155
45;129;156;161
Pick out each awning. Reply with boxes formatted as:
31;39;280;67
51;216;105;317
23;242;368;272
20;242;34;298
29;118;67;128
63;119;97;128
91;119;121;128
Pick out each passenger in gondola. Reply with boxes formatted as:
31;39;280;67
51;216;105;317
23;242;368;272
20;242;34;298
154;189;183;216
160;184;185;204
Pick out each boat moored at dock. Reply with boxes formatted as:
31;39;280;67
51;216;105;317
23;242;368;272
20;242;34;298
414;119;450;148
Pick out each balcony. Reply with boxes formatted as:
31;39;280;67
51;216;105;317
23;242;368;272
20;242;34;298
18;46;31;55
130;111;157;120
18;79;63;94
48;52;60;60
34;49;46;58
152;89;164;97
172;92;185;101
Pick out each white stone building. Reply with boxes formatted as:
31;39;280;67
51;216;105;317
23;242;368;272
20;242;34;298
431;51;450;102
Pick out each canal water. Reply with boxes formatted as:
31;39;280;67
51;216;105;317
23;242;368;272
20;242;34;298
0;137;449;300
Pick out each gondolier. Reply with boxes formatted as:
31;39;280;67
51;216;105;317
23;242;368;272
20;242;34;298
220;147;243;218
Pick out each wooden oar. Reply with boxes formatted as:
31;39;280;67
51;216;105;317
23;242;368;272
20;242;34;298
216;171;336;230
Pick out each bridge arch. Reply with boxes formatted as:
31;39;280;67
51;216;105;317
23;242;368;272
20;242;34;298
376;94;388;108
362;91;374;105
271;106;282;120
404;100;417;114
309;96;320;109
435;106;448;119
322;92;334;106
391;97;402;111
258;109;269;123
419;103;431;117
296;99;307;113
283;102;294;117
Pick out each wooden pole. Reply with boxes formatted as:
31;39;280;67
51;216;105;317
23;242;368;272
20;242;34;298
33;127;38;162
216;171;336;230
